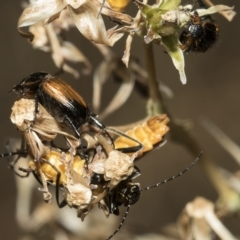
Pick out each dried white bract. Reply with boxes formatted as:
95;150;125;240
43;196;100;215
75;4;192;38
10;98;80;159
18;0;131;46
65;169;92;210
178;197;238;240
95;134;141;190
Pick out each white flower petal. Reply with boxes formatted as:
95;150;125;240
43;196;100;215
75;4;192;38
122;34;133;67
162;34;186;84
196;5;234;17
68;4;110;45
61;41;92;74
92;61;112;112
18;0;66;28
18;0;66;39
99;79;135;120
107;26;124;46
66;0;87;9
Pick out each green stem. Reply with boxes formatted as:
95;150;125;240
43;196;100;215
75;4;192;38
143;42;165;115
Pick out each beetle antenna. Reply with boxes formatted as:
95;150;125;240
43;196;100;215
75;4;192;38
142;152;202;191
106;205;131;240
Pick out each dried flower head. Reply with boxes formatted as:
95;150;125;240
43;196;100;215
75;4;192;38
18;0;131;45
178;197;237;240
28;11;92;78
94;134;141;190
10;98;80;158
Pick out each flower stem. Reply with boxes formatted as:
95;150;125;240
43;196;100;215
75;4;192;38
143;40;240;214
143;42;165;115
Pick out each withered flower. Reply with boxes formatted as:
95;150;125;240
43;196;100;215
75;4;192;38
93;45;173;119
10;98;80;158
113;0;234;84
91;134;141;190
178;197;237;240
29;17;92;78
18;0;131;46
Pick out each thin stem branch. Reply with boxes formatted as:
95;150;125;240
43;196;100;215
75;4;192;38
143;42;165;115
143;40;240;213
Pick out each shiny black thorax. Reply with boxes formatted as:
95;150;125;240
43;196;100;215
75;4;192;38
11;72;91;138
104;166;142;215
180;7;219;53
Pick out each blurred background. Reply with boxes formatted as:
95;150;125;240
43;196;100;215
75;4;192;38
0;0;239;239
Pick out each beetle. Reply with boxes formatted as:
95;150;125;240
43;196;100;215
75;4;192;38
1;136;201;240
11;72;113;145
105;152;202;240
179;0;219;53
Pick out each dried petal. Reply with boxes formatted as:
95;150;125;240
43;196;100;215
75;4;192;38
161;34;186;84
197;5;234;17
66;0;87;9
18;0;66;39
61;41;92;75
68;4;110;45
99;78;134;120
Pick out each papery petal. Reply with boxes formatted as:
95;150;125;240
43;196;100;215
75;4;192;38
122;9;143;67
45;24;64;68
93;61;112;112
18;0;66;39
29;22;49;50
46;24;78;78
18;0;66;28
100;79;135;120
62;65;80;78
122;34;133;67
107;26;124;46
66;0;87;9
61;41;92;75
197;5;234;17
161;34;186;84
68;4;110;45
198;1;236;21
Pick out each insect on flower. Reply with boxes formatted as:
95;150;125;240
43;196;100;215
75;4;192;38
104;152;202;240
9;97;82;202
1;136;201;240
179;0;219;53
1;126;201;240
10;72;113;146
7;96;145;206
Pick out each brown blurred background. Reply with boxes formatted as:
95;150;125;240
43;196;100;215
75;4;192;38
0;0;240;239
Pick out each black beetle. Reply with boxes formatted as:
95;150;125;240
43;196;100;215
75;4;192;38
11;72;112;143
179;0;219;53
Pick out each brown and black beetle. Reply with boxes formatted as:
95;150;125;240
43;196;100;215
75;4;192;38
11;72;112;142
